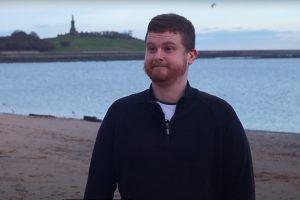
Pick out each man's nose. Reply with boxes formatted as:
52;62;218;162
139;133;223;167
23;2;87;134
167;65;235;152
153;49;164;60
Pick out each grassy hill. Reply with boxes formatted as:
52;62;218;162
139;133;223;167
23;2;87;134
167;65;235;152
45;35;145;52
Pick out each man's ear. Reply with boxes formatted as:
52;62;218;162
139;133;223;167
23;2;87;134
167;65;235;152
188;49;198;65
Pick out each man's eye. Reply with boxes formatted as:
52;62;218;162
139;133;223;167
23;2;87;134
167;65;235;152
165;47;174;52
147;47;156;52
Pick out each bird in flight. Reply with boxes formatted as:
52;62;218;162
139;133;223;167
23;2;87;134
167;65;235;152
211;3;216;8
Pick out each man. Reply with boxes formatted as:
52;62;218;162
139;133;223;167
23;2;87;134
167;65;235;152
84;13;255;200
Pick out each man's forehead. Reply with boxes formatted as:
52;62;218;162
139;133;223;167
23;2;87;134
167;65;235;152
146;31;182;44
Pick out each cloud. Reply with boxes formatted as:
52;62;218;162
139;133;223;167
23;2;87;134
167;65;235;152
35;24;49;28
196;30;300;50
0;31;11;37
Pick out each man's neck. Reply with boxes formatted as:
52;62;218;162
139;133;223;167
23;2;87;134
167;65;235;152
152;79;187;104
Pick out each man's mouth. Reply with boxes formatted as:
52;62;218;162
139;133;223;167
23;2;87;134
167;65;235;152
151;61;167;68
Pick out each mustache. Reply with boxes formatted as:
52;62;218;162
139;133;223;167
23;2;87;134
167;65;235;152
151;60;168;68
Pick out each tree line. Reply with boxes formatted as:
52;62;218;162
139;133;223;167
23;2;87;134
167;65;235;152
0;30;54;51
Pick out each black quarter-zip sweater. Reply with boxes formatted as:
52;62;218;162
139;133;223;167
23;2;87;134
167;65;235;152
84;83;255;200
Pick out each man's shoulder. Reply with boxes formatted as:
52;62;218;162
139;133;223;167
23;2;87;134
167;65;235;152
190;86;241;127
188;86;239;122
103;89;148;119
112;89;148;107
190;86;231;109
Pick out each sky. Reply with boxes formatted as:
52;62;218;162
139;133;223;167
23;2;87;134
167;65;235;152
1;0;300;50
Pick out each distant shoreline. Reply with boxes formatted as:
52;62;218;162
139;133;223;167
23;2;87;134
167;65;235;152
0;50;300;63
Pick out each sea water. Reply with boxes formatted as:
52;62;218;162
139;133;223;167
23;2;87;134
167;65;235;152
0;58;299;133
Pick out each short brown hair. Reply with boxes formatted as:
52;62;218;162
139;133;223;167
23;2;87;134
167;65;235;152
146;13;196;51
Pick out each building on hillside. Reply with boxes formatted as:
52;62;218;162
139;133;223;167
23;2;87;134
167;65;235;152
58;16;136;39
69;15;78;35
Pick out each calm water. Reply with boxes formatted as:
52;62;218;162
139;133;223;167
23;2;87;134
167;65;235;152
0;58;299;133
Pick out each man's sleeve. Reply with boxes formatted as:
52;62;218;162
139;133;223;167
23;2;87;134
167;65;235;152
222;106;255;200
84;104;117;200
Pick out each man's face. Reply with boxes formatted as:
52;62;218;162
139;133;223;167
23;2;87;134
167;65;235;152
144;31;194;86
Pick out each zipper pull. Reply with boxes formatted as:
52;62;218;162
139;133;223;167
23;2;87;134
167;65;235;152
165;120;170;135
165;120;171;145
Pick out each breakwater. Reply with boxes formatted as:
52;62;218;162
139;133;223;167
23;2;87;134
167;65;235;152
0;51;144;63
0;50;300;63
198;50;300;59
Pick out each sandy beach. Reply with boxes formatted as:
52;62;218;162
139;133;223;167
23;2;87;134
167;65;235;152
0;113;299;200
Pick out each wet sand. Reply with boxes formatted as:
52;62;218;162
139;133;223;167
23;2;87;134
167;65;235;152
0;113;299;199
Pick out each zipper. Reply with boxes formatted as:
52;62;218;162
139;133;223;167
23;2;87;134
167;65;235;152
165;120;170;145
152;102;172;145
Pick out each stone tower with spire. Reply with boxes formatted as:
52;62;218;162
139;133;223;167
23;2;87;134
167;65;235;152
69;15;78;35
